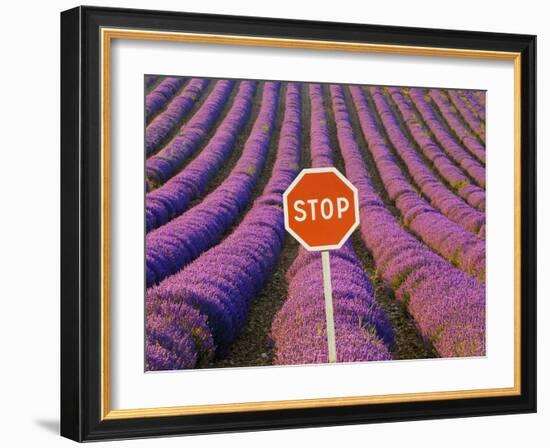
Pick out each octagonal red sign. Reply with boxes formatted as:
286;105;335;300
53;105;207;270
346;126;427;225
283;167;360;251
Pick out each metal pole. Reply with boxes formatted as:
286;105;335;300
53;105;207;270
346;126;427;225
321;250;337;363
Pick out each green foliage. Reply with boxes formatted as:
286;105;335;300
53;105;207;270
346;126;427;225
430;325;444;346
147;177;161;191
362;324;379;340
401;291;411;310
190;325;213;365
390;267;415;289
452;180;470;190
450;249;461;268
244;165;256;176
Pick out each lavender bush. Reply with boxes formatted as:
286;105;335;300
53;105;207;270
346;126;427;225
428;89;486;164
146;80;235;187
350;86;486;279
387;87;485;211
145;78;209;157
145;76;187;122
145;81;257;231
333;84;485;357
145;82;280;287
409;88;485;188
146;84;302;369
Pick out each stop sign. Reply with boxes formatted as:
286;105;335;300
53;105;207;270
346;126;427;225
283;167;359;251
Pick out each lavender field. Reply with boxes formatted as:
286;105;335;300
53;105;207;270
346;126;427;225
144;75;486;371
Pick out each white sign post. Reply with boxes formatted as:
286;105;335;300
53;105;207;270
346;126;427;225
321;250;337;363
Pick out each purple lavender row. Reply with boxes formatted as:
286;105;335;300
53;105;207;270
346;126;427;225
409;88;485;188
460;90;486;121
272;245;394;365
334;85;485;357
271;83;393;365
350;86;485;279
145;76;187;122
145;82;280;287
146;80;235;187
473;90;486;108
146;300;215;370
145;81;258;232
447;90;485;143
428;89;486;164
368;86;485;236
145;78;209;157
145;75;159;89
388;87;485;211
145;84;302;369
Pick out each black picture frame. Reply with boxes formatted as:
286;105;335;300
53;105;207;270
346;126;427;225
61;5;536;442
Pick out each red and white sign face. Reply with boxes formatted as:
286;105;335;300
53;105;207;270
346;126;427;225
283;167;360;251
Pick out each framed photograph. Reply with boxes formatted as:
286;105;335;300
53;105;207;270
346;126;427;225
60;5;536;442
